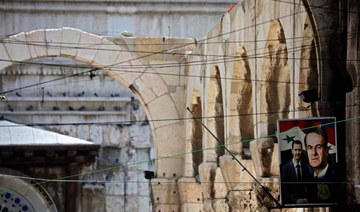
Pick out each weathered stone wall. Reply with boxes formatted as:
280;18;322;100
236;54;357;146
0;0;237;39
181;0;350;211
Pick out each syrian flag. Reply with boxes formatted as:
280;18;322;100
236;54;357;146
278;118;337;154
278;126;306;151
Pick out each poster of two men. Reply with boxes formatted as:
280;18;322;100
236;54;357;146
278;117;339;207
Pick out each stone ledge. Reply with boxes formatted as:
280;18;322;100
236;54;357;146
3;97;132;102
1;111;127;115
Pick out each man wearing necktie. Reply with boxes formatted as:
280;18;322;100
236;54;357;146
304;127;337;203
281;140;311;205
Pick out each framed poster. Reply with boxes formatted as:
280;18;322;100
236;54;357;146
277;117;338;207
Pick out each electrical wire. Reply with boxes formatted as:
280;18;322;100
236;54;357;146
0;173;356;185
0;3;354;131
0;25;354;62
0;1;358;199
0;0;357;41
1;31;358;96
272;0;360;14
0;116;358;186
0;33;355;70
0;103;358;127
0;1;349;96
0;35;357;125
0;30;348;50
0;0;358;205
0;0;325;61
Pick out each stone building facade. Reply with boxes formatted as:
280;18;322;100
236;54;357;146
0;0;360;211
0;0;236;211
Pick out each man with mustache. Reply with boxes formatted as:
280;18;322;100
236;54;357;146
304;127;337;203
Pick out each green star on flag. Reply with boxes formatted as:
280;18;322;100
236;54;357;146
278;126;306;151
283;135;295;144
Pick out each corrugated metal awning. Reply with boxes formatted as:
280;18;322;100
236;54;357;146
0;120;100;166
0;120;97;146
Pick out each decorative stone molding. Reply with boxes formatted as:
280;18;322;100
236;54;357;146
0;1;238;15
227;190;258;211
0;66;106;76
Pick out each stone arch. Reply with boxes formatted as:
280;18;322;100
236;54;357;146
205;65;225;162
299;16;319;117
0;28;146;101
260;20;290;136
0;28;184;177
228;46;254;157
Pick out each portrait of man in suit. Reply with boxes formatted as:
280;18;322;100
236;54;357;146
278;117;338;207
304;127;337;203
281;140;311;204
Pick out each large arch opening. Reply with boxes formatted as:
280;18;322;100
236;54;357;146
260;20;290;136
228;46;254;158
0;28;171;211
0;56;155;211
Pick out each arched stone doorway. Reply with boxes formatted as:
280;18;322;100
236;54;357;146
0;27;188;211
